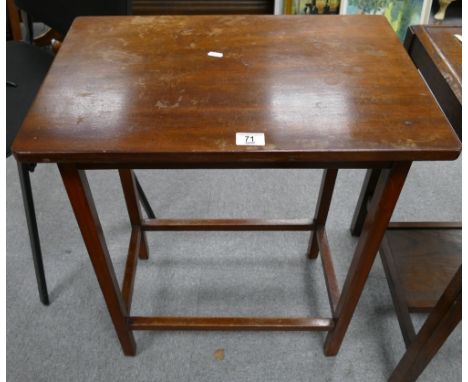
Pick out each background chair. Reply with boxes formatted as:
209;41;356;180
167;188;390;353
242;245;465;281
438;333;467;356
15;0;130;44
7;0;155;305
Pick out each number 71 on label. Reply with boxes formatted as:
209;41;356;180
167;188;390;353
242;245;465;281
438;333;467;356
236;132;265;146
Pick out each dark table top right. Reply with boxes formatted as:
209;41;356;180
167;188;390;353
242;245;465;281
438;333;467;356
404;25;461;140
408;25;461;104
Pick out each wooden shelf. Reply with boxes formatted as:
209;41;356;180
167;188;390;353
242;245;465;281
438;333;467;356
382;225;461;312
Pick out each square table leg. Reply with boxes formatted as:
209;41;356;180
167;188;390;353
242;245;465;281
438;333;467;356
324;162;411;356
308;169;338;259
119;169;149;260
59;164;136;356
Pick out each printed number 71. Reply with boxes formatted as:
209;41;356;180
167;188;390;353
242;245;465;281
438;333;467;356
245;136;254;143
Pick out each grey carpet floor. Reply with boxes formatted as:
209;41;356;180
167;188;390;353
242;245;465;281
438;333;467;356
6;156;461;381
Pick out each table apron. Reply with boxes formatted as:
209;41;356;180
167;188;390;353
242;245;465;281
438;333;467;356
69;161;394;170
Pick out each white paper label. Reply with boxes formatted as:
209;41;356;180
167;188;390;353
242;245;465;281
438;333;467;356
236;133;265;146
208;51;223;58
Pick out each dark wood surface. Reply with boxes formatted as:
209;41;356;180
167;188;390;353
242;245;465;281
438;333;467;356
383;228;461;311
405;25;462;139
408;25;461;103
132;0;274;15
12;16;460;165
379;227;461;349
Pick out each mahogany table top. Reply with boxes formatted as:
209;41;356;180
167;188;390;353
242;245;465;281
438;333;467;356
12;16;461;166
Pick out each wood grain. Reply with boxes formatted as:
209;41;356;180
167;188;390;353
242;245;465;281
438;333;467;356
59;164;136;355
141;218;314;231
129;316;335;330
12;16;460;165
409;25;461;103
383;228;461;311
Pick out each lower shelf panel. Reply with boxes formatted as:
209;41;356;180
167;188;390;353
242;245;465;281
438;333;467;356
383;226;461;312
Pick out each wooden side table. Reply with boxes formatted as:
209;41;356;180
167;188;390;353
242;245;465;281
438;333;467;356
12;15;460;357
351;25;462;349
404;25;461;140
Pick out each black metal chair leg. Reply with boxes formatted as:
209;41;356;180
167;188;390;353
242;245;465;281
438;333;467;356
17;162;49;305
134;174;156;219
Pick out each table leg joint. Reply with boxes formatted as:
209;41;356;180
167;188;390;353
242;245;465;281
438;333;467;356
122;226;141;313
119;169;149;260
308;169;338;259
317;227;340;317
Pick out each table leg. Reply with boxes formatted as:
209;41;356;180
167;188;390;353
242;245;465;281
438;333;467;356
308;169;338;259
324;162;411;356
349;169;382;236
17;162;49;305
119;170;149;260
389;266;461;382
379;235;416;348
59;164;136;356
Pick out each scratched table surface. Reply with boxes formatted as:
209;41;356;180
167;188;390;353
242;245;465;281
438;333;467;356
412;25;462;103
12;15;460;165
